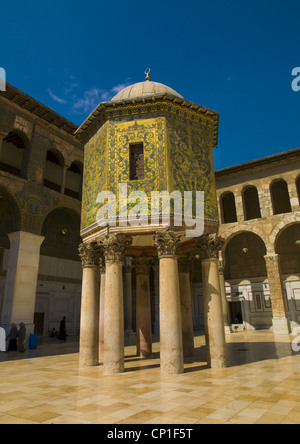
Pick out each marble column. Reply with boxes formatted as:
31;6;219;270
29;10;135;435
197;234;227;369
264;254;290;335
132;256;154;358
178;255;194;357
154;230;184;374
101;233;132;374
123;259;135;339
0;231;44;335
78;242;101;366
218;258;231;334
153;263;160;334
98;254;106;362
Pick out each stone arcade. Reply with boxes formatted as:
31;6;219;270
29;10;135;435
76;74;227;374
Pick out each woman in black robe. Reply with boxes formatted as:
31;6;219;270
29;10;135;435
18;323;26;353
58;316;67;341
7;323;18;351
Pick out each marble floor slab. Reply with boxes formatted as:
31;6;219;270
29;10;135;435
0;331;300;424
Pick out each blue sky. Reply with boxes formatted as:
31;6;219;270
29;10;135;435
1;0;300;170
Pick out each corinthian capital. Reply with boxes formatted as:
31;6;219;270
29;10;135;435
197;234;225;260
78;242;101;268
132;256;154;275
101;233;132;262
154;230;181;258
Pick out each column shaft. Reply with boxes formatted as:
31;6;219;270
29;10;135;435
101;233;132;374
78;242;101;367
202;258;227;368
178;256;194;357
197;234;227;369
124;262;133;334
160;256;183;373
98;261;106;362
154;231;183;374
104;260;124;373
218;260;230;333
133;257;154;358
80;266;100;366
0;231;44;335
264;254;290;335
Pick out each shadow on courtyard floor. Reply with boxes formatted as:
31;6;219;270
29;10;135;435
0;334;298;370
0;336;80;362
225;341;298;366
185;341;299;370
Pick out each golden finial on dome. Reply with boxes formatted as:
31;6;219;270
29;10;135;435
145;68;151;81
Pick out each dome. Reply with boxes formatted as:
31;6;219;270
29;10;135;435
111;80;183;102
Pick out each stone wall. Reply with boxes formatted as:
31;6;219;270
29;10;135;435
215;151;300;332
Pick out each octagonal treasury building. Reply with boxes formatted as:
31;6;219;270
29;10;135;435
76;74;227;375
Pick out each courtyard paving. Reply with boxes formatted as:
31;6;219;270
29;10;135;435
0;331;300;424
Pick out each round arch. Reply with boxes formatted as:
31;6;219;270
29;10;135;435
224;231;267;280
219;191;237;224
40;207;81;261
242;185;261;220
43;149;65;192
221;223;268;252
65;160;83;200
275;222;300;276
0;129;30;178
270;178;292;215
269;213;300;252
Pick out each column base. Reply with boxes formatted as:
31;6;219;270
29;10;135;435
103;362;124;375
272;317;290;335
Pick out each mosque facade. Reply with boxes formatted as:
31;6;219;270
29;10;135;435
0;76;299;372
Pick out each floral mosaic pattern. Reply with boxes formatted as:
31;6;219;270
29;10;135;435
81;113;218;232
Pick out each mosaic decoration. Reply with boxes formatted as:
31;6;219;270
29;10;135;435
166;116;219;222
81;125;107;230
81;111;218;233
76;98;219;148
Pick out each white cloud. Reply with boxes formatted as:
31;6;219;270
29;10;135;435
71;82;130;115
47;89;67;105
71;88;103;114
111;83;129;94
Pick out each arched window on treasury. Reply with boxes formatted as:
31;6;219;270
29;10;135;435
220;192;238;224
65;161;83;200
296;176;300;204
43;149;64;193
270;179;292;215
0;131;28;178
41;207;81;262
275;223;300;276
243;186;261;220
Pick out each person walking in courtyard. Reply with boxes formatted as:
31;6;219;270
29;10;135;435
58;316;67;341
7;323;18;351
18;322;26;353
